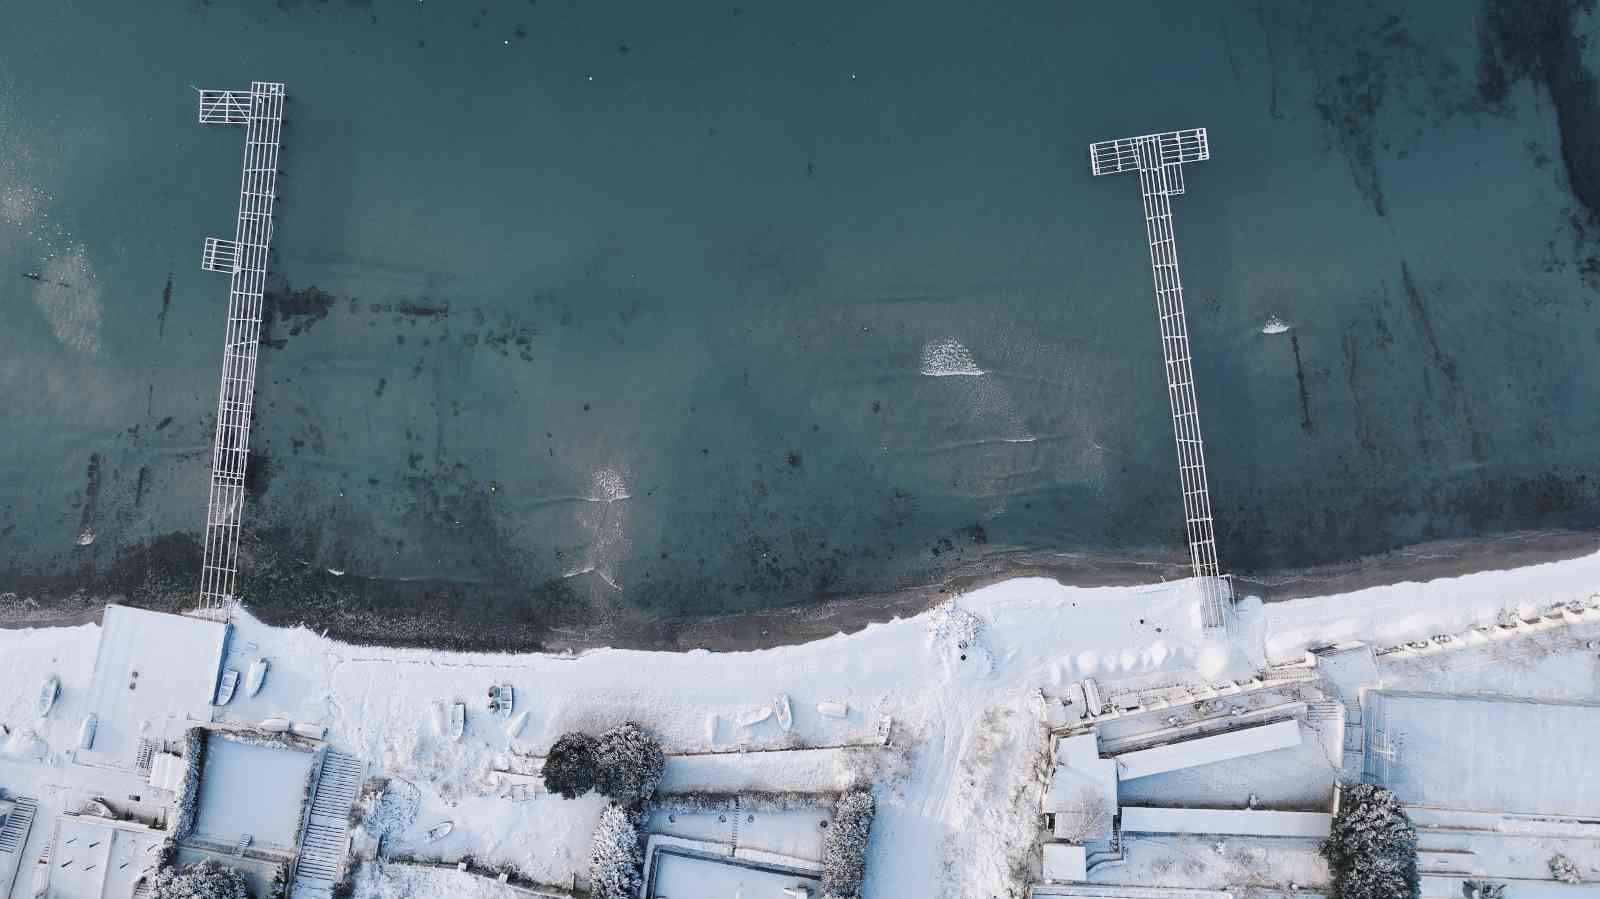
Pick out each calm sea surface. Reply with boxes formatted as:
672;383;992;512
3;1;1599;637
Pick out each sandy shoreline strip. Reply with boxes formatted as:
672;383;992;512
5;527;1595;653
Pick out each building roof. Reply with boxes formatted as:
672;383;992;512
1365;691;1600;817
79;606;228;769
1119;806;1333;838
1041;843;1087;882
1112;718;1303;781
44;814;164;899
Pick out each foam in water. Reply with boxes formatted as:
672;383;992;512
1261;316;1290;335
919;338;986;377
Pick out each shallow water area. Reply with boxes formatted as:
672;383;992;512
3;1;1600;646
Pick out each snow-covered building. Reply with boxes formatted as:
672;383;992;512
78;605;229;772
1111;718;1304;781
39;811;166;899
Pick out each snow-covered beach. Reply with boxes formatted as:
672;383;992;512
5;545;1599;897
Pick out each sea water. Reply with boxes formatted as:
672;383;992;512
2;0;1599;631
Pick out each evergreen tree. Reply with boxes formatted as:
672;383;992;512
148;860;249;899
1321;784;1419;899
588;803;645;899
821;790;876;899
542;731;601;799
593;722;666;802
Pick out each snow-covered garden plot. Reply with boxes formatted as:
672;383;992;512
647;804;830;863
645;844;821;899
1092;833;1330;893
192;736;315;850
352;861;568;899
1364;691;1600;818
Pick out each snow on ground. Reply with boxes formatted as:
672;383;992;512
1095;834;1329;893
1258;550;1600;662
3;547;1600;896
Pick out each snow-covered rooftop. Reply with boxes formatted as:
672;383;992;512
43;813;164;899
78;606;227;769
1113;718;1303;781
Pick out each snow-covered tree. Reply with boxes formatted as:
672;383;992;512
173;728;208;839
593;722;666;803
148;860;248;899
1052;786;1111;844
588;803;645;899
821;790;876;899
1321;784;1418;899
542;731;601;799
1550;854;1582;884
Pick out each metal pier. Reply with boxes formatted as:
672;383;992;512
1089;128;1230;630
195;81;286;617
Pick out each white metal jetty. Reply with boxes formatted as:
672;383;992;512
195;81;286;618
1089;127;1230;630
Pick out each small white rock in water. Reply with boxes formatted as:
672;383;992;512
1261;315;1290;335
75;528;94;546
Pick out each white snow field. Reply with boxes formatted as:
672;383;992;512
1;546;1599;896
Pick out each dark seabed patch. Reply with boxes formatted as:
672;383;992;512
1290;333;1314;433
158;270;172;338
1480;0;1600;219
75;453;101;545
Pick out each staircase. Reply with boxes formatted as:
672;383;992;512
233;833;253;857
0;798;37;855
290;752;365;899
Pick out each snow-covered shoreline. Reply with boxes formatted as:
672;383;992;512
3;547;1598;896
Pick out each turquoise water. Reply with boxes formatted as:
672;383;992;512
3;1;1600;632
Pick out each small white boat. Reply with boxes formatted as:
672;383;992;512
245;658;269;697
503;710;529;739
449;703;465;742
78;713;97;750
429;702;448;738
213;669;240;706
773;693;793;733
736;706;773;728
259;715;293;733
37;676;60;718
290;722;326;740
816;701;849;720
425;821;453;842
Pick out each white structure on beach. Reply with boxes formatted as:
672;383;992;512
1089;127;1230;630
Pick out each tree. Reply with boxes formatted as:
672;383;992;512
593;722;666;803
588;803;645;899
542;731;601;799
821;790;876;899
1550;854;1582;884
1052;786;1112;844
1321;783;1418;899
148;860;249;899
